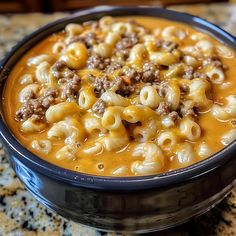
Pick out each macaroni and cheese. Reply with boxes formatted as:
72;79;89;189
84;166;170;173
3;16;236;176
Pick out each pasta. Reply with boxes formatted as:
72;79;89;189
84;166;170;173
20;74;34;85
78;89;97;110
63;42;88;69
174;143;196;167
157;131;177;151
93;43;112;58
52;42;66;54
56;144;78;160
197;142;213;159
133;118;158;142
19;84;40;103
82;113;107;135
21;118;46;133
179;117;201;141
212;95;236;121
101;125;129;151
100;91;130;106
27;54;53;66
188;78;212;110
65;23;83;36
150;52;178;66
45;102;80;123
140;86;161;108
195;39;214;56
131;143;165;175
221;129;236;146
206;67;225;84
102;107;123;130
36;61;51;83
105;31;121;46
4;16;236;177
48;118;86;144
31;140;52;154
83;142;103;155
162;26;186;41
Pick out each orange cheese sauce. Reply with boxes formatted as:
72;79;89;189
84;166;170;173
3;16;236;176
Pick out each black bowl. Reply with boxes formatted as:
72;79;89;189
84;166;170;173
0;6;236;233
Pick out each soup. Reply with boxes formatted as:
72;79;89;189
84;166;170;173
3;16;236;176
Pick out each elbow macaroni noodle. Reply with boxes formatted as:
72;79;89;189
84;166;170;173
3;16;236;176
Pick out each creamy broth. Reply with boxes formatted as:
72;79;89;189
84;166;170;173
3;16;236;176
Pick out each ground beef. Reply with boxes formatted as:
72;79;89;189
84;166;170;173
202;57;223;68
115;77;135;97
92;99;106;115
161;40;178;52
16;88;58;122
183;66;194;80
116;33;139;50
87;54;111;70
92;74;135;97
16;103;35;121
184;109;198;118
158;82;168;97
231;119;236;126
105;61;122;73
68;32;100;49
168;111;179;122
115;33;139;57
51;61;75;79
61;75;81;99
142;62;160;83
193;71;208;79
155;101;170;115
42;88;58;108
179;101;198;118
123;67;142;83
93;75;113;96
24;90;36;101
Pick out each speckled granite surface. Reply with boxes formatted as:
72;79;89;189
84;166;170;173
0;4;236;236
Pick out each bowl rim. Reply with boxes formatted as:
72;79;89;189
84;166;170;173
1;5;236;191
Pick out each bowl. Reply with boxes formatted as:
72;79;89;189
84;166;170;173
0;6;236;233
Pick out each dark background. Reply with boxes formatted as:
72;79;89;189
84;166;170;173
0;0;228;13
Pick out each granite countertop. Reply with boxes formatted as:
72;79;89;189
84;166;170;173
0;3;236;236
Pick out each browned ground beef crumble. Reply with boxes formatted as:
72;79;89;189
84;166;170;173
16;88;58;122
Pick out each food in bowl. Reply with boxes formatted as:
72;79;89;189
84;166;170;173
3;16;236;177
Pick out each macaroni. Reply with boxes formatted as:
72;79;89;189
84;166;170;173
65;23;83;36
31;140;52;154
82;113;107;135
78;89;97;110
131;143;165;175
179;117;201;141
36;61;51;83
19;84;40;103
63;42;88;69
197;142;213;159
3;16;236;176
20;74;34;85
47;118;86;144
21;118;46;133
102;106;123;130
52;42;66;55
46;102;80;123
174;142;196;167
27;54;53;66
162;25;186;41
100;91;130;106
56;144;78;160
